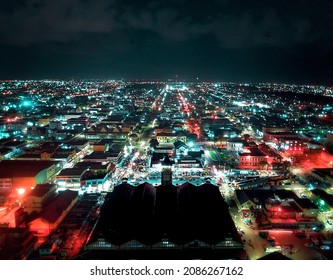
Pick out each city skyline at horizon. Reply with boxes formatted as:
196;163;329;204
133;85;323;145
1;1;333;84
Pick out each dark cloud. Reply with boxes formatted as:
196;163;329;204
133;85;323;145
0;0;116;44
0;0;333;83
0;0;322;47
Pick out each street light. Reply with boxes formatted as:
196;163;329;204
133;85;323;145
16;188;25;206
17;188;25;195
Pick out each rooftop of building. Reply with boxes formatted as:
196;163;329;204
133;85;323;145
83;151;110;160
38;190;79;223
74;161;112;170
65;139;90;146
227;138;244;143
173;140;187;149
312;168;333;178
266;131;299;137
236;189;319;210
28;184;56;197
15;153;42;159
239;148;267;157
311;189;333;206
82;171;108;180
57;168;87;177
0;147;12;154
87;181;242;248
156;132;178;136
3;140;26;147
0;160;56;178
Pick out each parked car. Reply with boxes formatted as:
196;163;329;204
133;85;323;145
312;224;325;231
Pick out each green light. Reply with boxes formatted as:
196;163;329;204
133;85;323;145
320;200;325;206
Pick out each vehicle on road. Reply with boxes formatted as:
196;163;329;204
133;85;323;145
312;224;325;231
305;243;314;248
259;231;269;239
311;236;320;245
267;236;276;242
265;244;282;253
294;230;306;238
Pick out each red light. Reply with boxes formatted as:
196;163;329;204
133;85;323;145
278;207;281;212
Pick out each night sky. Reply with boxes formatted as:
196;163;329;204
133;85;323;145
1;0;333;84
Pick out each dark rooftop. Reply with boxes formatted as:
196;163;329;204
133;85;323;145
173;140;187;149
65;139;89;146
28;184;56;197
87;182;242;250
239;148;267;157
312;189;333;207
312;168;333;178
39;190;78;223
57;168;87;177
0;160;56;178
82;171;107;180
83;151;109;160
74;161;111;170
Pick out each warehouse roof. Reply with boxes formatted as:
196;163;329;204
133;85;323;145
88;181;242;247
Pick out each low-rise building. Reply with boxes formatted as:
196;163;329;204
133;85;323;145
0;227;38;260
234;189;321;229
156;132;186;143
0;160;58;193
310;168;333;188
28;190;78;239
81;172;109;192
83;181;244;259
56;168;87;191
24;184;57;214
238;148;268;169
264;132;306;154
226;139;244;152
